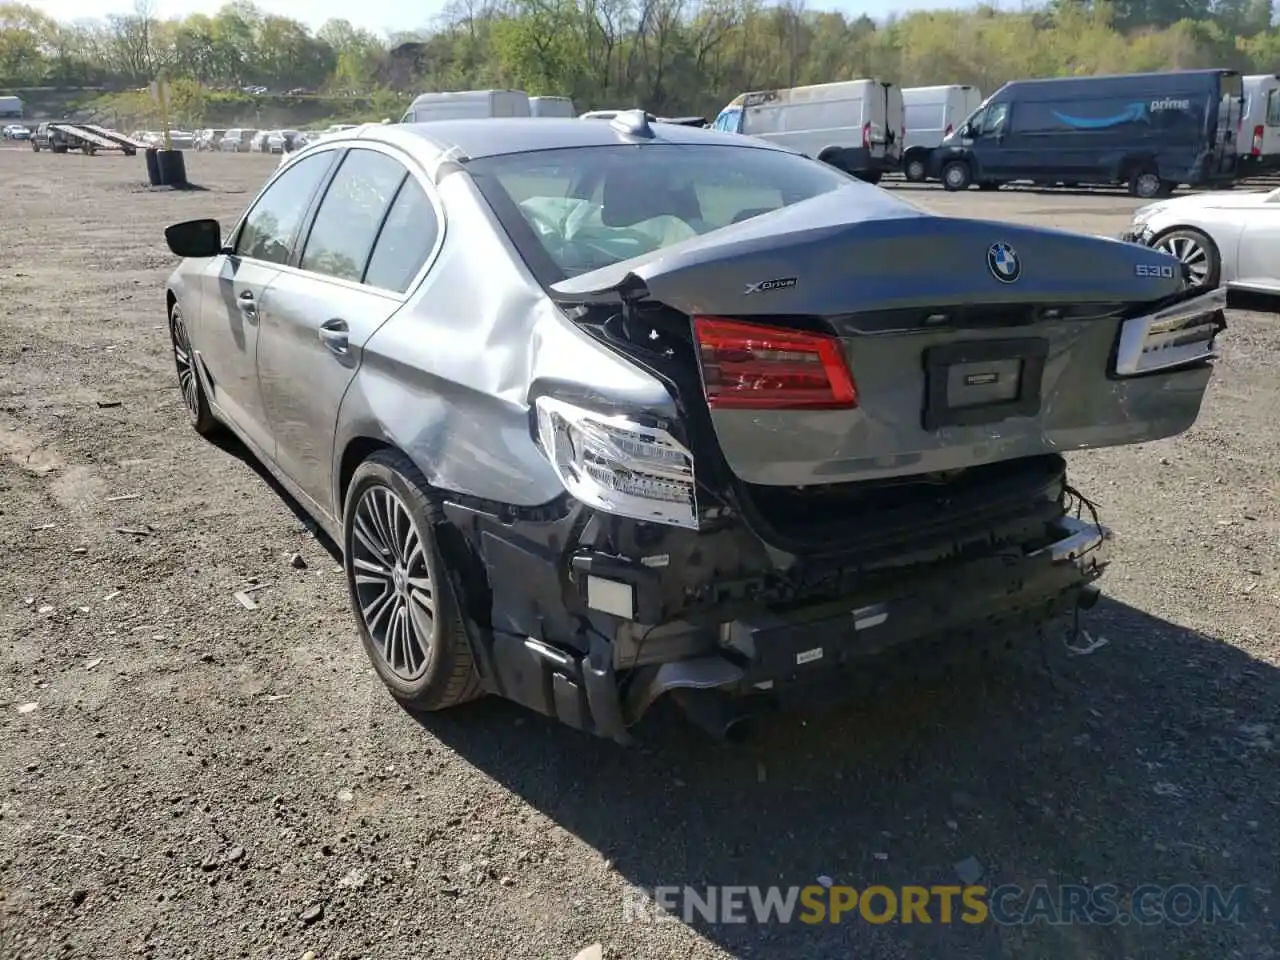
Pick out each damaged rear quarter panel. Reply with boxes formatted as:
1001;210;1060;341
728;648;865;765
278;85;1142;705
332;170;678;510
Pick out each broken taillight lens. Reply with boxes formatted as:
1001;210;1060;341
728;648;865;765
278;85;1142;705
945;122;953;137
861;121;871;148
693;316;858;410
1252;125;1263;155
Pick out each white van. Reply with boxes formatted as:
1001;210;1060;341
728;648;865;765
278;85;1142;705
1238;74;1280;175
900;84;984;182
530;96;576;118
401;89;530;123
712;79;904;183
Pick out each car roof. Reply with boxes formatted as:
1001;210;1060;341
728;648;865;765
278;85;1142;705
348;116;788;161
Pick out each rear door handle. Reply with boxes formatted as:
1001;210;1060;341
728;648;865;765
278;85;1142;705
318;318;349;354
237;289;258;322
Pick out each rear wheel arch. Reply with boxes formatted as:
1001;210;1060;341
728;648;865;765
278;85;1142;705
902;146;930;166
337;435;396;522
817;146;861;175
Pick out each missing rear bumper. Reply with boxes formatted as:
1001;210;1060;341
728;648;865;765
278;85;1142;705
623;516;1110;718
453;509;1111;742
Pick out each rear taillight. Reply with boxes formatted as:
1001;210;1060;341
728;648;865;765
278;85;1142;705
945;122;953;137
1252;124;1263;155
693;316;857;410
861;122;870;148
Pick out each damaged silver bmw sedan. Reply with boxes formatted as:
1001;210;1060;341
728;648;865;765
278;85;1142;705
162;112;1225;743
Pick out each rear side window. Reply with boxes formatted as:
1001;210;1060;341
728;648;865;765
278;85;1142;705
467;143;853;283
235;152;333;265
1268;90;1280;127
300;149;407;283
364;179;440;293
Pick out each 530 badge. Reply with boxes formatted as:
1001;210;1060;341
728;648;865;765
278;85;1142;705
1135;263;1178;279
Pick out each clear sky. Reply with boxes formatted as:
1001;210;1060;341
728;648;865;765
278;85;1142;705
26;0;974;37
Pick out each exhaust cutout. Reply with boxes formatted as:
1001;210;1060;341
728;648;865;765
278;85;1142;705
670;687;754;743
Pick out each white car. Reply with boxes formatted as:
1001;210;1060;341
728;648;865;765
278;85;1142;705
1122;186;1280;297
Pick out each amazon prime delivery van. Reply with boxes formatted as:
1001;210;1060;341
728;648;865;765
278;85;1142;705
1237;73;1280;174
929;69;1242;199
713;79;904;183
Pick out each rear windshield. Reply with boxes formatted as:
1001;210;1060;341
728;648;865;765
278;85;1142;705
465;143;853;282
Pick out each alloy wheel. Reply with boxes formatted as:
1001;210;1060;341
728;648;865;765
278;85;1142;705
1154;234;1210;286
170;309;200;417
350;485;435;680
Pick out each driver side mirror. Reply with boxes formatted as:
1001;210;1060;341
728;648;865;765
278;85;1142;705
165;218;224;258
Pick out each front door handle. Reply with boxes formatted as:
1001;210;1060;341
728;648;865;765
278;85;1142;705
237;289;258;322
318;318;349;354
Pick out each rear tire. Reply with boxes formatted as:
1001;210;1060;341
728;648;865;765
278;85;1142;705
343;450;482;713
942;160;972;191
1128;168;1162;199
1151;227;1221;291
857;170;883;185
977;181;1000;191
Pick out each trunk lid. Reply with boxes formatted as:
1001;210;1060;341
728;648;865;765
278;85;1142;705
552;189;1220;489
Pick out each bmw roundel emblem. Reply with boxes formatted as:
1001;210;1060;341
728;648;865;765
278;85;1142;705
987;242;1021;283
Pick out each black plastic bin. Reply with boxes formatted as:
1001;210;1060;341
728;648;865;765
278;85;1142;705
155;149;187;187
144;147;160;186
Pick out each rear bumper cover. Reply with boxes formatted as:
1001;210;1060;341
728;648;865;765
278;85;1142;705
440;488;1111;742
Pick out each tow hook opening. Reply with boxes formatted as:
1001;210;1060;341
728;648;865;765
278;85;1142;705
670;687;756;743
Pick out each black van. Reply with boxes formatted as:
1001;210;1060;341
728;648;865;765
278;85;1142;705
928;69;1243;198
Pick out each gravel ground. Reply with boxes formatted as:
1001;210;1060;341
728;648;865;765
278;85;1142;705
1;146;1277;960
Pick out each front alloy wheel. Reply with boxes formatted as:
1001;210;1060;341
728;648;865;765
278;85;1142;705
169;305;217;434
1152;228;1220;290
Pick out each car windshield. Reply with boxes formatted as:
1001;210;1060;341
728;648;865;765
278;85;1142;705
465;143;855;282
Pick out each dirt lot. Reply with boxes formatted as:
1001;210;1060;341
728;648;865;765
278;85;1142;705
1;146;1277;960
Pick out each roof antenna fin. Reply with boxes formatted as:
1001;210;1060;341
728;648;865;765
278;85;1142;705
610;109;655;139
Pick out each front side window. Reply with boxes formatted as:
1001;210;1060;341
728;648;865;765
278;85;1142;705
467;144;853;283
234;152;333;264
300;149;407;283
980;103;1009;135
714;108;743;133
